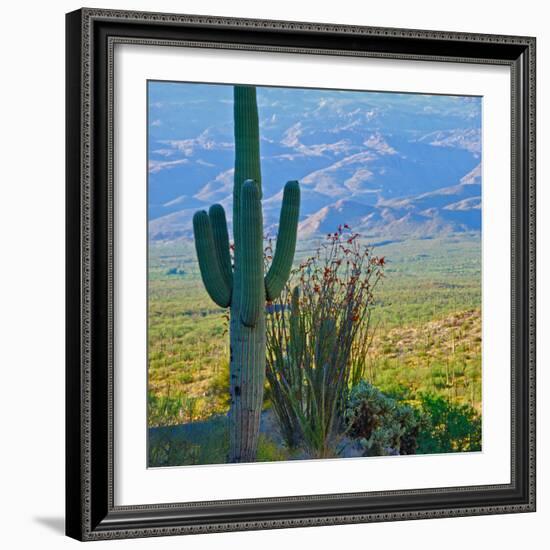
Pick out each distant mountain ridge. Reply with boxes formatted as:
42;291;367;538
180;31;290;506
148;86;482;242
296;163;481;238
149;163;481;241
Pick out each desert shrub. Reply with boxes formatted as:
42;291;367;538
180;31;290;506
148;416;228;467
165;266;186;276
256;434;290;462
343;383;482;457
148;391;202;427
344;380;421;456
416;394;481;453
148;435;202;467
266;227;385;457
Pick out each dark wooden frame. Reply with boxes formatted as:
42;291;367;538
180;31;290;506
66;7;536;541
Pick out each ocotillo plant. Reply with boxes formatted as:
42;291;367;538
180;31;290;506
192;85;300;462
265;227;385;457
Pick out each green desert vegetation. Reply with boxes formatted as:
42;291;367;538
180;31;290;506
147;230;482;465
265;227;386;457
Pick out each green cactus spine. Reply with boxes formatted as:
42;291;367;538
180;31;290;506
193;85;300;462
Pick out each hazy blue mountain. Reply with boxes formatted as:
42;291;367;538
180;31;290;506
148;82;482;241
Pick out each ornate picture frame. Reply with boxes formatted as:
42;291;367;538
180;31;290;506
66;8;536;541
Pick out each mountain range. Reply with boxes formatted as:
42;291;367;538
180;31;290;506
148;83;482;242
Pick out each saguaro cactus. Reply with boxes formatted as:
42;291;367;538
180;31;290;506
193;86;300;462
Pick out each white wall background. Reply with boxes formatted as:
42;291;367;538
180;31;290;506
0;0;546;548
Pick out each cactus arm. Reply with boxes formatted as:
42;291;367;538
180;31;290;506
265;180;301;301
208;204;233;291
192;210;231;308
240;180;264;327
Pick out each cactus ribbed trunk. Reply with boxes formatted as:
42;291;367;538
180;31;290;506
193;85;300;463
228;87;265;462
229;282;266;462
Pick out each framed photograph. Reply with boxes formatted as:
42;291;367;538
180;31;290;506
65;8;536;541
